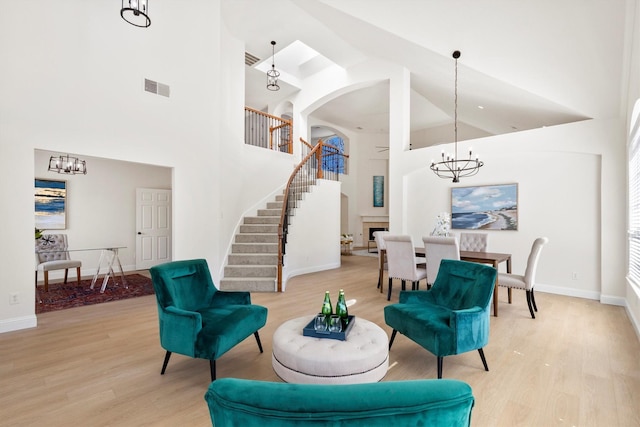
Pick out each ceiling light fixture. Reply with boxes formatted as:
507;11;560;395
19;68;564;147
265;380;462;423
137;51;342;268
48;154;87;175
121;0;151;28
430;50;484;183
267;41;280;91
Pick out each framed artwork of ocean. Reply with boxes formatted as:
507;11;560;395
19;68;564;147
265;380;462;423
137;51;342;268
451;183;518;230
35;178;67;229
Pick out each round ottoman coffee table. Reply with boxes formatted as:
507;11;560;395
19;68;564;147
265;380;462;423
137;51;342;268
272;316;389;384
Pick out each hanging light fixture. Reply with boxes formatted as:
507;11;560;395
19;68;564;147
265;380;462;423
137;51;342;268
121;0;151;28
266;41;280;91
48;154;87;175
430;50;484;183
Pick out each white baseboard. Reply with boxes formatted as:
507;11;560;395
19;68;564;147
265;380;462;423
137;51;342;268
536;283;600;301
0;315;37;333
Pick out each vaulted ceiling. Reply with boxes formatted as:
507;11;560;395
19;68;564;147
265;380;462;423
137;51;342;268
223;0;631;147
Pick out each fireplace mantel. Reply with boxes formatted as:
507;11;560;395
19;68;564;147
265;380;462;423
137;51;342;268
361;215;389;223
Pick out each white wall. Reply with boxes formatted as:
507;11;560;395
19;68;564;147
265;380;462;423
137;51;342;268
282;180;341;288
34;150;171;278
0;0;224;332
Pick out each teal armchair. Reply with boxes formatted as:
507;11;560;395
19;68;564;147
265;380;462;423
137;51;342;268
384;259;497;379
205;378;475;426
150;259;268;381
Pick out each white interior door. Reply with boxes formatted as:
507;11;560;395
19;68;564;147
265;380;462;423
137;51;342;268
136;188;172;270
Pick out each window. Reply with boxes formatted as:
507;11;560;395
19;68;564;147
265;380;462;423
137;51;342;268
322;135;346;175
628;99;640;287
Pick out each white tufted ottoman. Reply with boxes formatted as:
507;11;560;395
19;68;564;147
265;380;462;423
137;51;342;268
272;316;389;384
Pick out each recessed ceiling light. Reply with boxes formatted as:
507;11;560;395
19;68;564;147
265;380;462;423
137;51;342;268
356;126;363;130
478;105;484;109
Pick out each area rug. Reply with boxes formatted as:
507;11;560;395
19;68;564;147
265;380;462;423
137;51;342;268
36;274;155;314
351;249;378;258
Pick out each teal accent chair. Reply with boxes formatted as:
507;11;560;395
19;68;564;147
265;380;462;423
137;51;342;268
149;259;268;381
384;259;497;379
205;378;475;426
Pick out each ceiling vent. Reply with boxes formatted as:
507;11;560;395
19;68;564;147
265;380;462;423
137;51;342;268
245;51;260;66
144;78;170;98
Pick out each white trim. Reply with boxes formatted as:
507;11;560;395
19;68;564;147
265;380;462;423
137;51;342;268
535;283;600;301
0;315;37;333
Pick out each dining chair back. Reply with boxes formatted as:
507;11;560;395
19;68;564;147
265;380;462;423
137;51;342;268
35;234;82;292
498;237;548;318
384;235;427;300
373;231;390;292
422;236;460;286
459;232;488;252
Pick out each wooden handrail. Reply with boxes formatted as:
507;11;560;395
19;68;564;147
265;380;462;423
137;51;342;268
277;138;322;291
244;107;293;154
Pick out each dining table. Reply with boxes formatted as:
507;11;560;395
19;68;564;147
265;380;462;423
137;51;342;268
378;247;511;317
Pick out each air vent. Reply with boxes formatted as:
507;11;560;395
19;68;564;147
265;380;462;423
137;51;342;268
144;78;170;98
245;51;260;66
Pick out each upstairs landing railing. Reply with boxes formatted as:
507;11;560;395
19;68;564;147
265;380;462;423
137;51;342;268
276;138;349;291
244;107;293;153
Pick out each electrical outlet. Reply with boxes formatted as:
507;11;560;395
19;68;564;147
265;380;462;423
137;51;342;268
572;272;578;280
9;292;19;305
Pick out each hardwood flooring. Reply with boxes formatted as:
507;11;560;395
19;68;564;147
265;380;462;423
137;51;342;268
1;255;639;426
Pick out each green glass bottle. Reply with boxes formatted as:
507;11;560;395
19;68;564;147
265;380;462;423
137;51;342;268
321;291;333;320
336;289;349;327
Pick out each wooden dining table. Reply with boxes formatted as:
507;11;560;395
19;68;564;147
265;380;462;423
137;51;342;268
378;248;512;317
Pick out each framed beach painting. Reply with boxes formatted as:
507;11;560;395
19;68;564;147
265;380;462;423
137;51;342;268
373;175;384;207
35;178;67;229
451;183;518;230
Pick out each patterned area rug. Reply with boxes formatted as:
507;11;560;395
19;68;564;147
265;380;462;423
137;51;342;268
36;273;155;314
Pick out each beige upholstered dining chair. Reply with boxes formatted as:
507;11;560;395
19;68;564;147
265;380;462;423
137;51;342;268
373;230;390;292
459;232;488;252
498;237;548;318
384;235;428;301
422;236;460;287
35;234;82;291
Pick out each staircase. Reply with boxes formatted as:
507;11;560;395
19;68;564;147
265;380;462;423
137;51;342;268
219;195;282;292
219;184;312;292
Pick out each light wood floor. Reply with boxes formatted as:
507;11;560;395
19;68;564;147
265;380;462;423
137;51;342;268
2;255;639;426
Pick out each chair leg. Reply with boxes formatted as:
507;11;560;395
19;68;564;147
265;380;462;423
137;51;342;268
210;359;216;382
160;350;172;375
64;268;69;284
76;267;81;285
478;348;489;372
387;278;393;301
389;330;397;350
437;356;443;379
508;287;512;304
401;280;406;291
531;288;538;312
526;290;536;319
44;272;49;292
254;331;264;353
35;271;38;287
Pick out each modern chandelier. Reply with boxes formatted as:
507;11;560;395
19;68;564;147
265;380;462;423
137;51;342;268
430;50;484;183
48;154;87;175
121;0;151;28
267;41;280;91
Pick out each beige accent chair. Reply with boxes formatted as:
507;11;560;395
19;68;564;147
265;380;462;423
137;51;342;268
35;234;81;291
423;236;460;287
384;235;428;301
498;237;548;318
459;232;488;252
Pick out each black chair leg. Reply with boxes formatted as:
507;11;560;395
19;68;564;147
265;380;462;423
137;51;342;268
161;350;172;375
387;278;393;301
437;356;443;379
210;359;216;381
531;289;538;312
401;280;406;291
478;348;489;372
254;331;264;353
526;290;536;319
389;330;397;350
